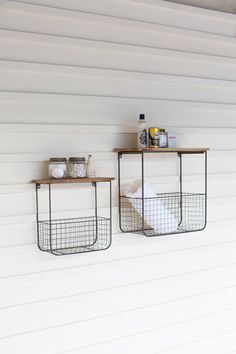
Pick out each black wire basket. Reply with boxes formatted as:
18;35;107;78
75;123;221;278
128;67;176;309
38;216;111;255
120;192;206;236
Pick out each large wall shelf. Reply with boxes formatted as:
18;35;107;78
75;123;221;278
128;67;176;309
114;148;209;153
114;148;208;237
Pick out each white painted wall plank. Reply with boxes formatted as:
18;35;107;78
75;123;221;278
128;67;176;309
1;306;236;354
1;1;236;353
2;93;236;127
58;330;236;354
5;0;236;36
1;283;236;338
2;62;236;104
1;232;236;305
161;331;236;354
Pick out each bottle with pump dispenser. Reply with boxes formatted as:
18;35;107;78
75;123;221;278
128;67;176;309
137;114;147;148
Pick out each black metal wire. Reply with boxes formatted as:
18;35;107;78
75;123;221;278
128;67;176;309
117;151;207;237
38;216;111;255
120;192;206;237
35;181;112;256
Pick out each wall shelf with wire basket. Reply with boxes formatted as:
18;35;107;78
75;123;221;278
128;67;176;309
114;148;208;237
32;177;115;256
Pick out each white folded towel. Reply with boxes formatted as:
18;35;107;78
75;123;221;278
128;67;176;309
125;180;178;233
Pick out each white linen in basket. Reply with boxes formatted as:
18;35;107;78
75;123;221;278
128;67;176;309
126;180;178;233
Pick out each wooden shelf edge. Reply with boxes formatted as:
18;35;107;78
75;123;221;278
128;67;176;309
113;147;209;153
32;177;115;185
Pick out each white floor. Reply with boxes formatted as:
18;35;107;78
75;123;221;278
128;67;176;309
1;226;236;354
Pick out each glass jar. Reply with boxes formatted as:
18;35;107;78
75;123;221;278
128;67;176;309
159;129;168;148
68;157;86;178
49;158;67;179
149;127;160;148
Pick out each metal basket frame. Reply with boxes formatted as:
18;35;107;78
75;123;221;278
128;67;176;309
117;150;207;237
35;181;112;255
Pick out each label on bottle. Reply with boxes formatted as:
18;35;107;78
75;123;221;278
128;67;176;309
139;129;147;146
168;134;177;148
139;128;147;147
149;127;160;148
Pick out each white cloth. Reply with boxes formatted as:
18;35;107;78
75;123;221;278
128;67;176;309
125;180;178;233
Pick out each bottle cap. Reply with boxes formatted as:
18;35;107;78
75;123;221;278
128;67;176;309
139;114;145;120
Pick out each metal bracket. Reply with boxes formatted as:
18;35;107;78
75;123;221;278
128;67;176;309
36;183;41;190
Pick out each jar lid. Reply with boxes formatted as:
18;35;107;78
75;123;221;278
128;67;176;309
149;127;160;131
50;157;67;162
69;157;86;162
160;129;166;132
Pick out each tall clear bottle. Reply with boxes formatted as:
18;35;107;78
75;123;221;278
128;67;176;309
137;114;147;148
86;154;96;178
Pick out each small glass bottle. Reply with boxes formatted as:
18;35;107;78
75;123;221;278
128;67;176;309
68;157;86;178
159;129;168;148
49;158;67;179
86;155;96;178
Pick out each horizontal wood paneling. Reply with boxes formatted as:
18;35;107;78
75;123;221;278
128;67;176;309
45;308;235;354
3;36;236;83
1;286;236;338
1;1;236;353
1;233;236;352
4;0;236;36
2;62;236;105
163;332;236;354
2;92;236;128
0;224;235;279
1;306;236;353
1;233;236;303
0;0;235;245
1;11;236;61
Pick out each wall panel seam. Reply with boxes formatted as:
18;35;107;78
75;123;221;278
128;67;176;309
4;0;236;39
3;90;236;106
2;58;236;84
2;28;236;62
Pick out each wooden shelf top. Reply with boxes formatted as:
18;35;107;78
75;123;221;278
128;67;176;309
32;177;115;185
114;147;209;153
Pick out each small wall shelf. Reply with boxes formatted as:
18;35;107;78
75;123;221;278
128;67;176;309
32;177;115;256
114;147;209;237
113;148;208;154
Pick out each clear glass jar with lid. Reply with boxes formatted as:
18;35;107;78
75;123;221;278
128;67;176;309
159;129;168;148
68;157;86;178
49;158;67;179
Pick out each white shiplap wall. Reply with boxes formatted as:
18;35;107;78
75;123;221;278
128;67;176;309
1;1;236;354
1;0;236;246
